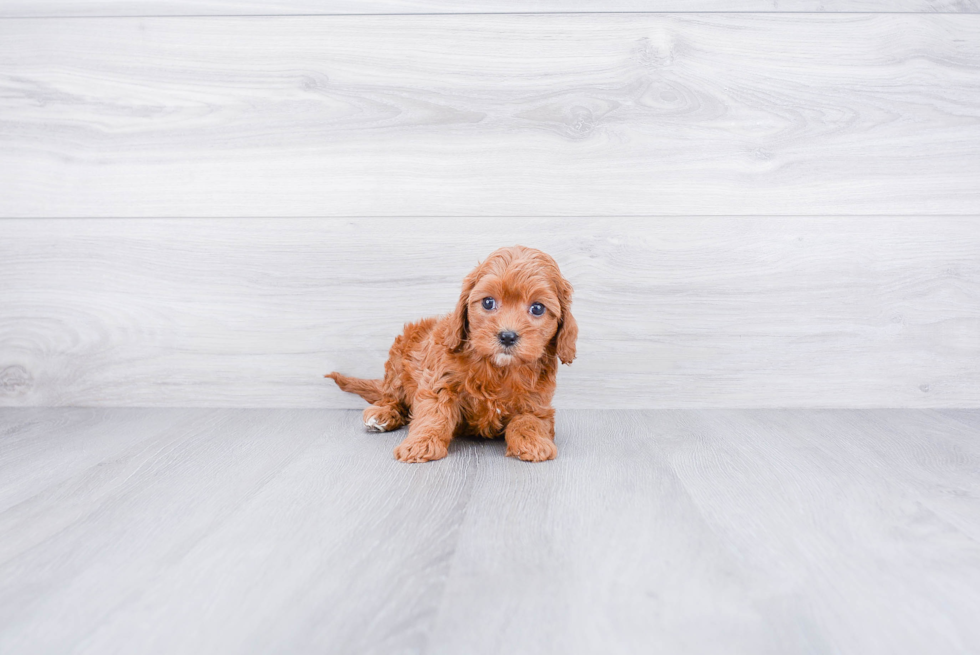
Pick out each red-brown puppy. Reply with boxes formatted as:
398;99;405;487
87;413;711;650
326;245;577;463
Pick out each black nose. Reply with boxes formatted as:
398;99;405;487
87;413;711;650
497;331;519;347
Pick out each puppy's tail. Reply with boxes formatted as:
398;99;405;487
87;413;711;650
325;372;383;404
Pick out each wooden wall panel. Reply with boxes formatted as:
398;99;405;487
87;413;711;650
3;2;978;17
1;14;979;217
1;217;977;408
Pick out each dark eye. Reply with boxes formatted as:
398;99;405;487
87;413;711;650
529;302;545;316
482;297;496;310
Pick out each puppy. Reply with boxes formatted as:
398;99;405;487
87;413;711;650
326;245;577;463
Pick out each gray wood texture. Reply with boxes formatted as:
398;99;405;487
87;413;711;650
3;1;979;16
2;14;979;217
2;216;978;409
1;408;978;654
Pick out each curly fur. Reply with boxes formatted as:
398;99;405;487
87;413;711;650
326;245;577;463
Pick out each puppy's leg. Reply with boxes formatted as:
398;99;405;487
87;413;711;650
362;331;415;433
394;387;460;463
505;412;557;462
362;403;406;432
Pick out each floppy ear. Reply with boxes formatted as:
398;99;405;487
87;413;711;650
553;274;578;365
443;266;480;352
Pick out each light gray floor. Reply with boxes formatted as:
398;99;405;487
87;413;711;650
1;408;978;654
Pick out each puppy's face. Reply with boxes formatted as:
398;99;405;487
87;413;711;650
445;246;577;366
466;265;561;366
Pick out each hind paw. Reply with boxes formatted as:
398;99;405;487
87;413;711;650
363;405;405;432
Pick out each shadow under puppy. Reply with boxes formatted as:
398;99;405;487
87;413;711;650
326;245;577;463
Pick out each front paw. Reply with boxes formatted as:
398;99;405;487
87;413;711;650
506;434;558;462
394;436;448;463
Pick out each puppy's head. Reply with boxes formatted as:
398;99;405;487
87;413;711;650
444;245;577;366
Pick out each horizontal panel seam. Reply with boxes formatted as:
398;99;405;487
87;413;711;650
2;11;979;19
3;215;980;220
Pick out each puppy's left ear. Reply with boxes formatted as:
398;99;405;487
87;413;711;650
554;274;578;365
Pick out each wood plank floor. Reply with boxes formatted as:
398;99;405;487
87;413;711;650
1;408;978;654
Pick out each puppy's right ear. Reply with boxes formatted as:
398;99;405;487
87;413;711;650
443;266;480;352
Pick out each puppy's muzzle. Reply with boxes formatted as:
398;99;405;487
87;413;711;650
497;331;519;348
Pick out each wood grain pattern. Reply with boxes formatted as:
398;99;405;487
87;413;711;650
1;408;978;653
2;216;978;409
0;408;478;654
0;407;193;514
3;1;979;17
1;14;979;217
